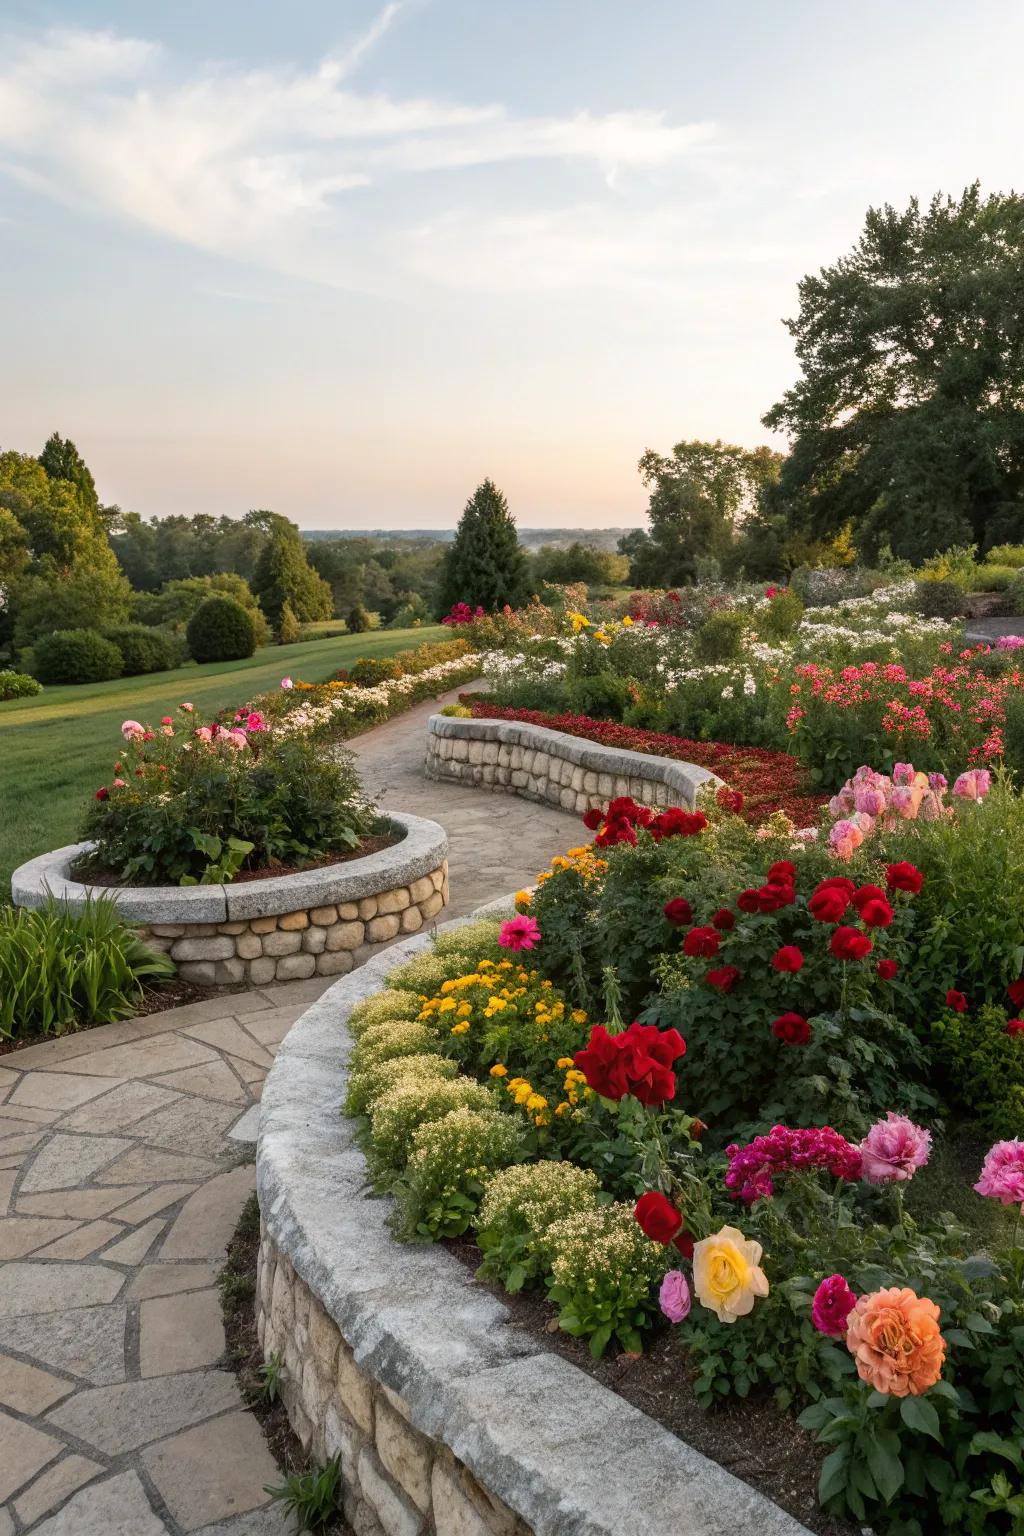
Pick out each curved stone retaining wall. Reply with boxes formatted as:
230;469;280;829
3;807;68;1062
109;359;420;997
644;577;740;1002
11;814;448;989
425;714;719;815
256;910;812;1536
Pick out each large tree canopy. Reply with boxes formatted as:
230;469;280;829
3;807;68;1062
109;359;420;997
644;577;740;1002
437;479;530;614
633;439;782;585
763;185;1024;559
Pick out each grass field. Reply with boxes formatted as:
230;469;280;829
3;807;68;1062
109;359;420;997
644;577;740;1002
0;626;447;899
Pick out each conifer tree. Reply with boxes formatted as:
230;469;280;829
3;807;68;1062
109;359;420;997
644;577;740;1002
437;479;530;615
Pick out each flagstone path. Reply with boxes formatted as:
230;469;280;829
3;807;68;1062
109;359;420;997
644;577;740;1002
0;688;580;1533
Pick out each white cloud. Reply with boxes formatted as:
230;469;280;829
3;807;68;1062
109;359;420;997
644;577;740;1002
0;14;714;290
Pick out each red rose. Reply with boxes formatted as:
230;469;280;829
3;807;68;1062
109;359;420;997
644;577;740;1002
858;897;894;929
705;965;742;993
830;926;873;961
809;887;850;923
674;1228;695;1259
712;908;736;931
595;818;636;848
817;876;856;894
851;883;887;913
683;926;720;958
582;807;604;830
651;808;707;839
768;860;797;882
1008;979;1024;1008
756;882;795;913
876;959;898;980
737;888;761;914
885;861;924;895
772;945;804;973
634;1191;683;1245
716;786;745;815
663;898;693;926
1005;1018;1024;1037
772;1012;811;1045
94;786;109;801
945;990;968;1013
574;1022;686;1106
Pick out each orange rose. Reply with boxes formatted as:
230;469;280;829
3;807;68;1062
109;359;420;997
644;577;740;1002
845;1286;945;1397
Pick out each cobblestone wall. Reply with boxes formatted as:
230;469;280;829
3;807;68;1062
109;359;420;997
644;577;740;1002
142;863;448;987
257;1235;530;1536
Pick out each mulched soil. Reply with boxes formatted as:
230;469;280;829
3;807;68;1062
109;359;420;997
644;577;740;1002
462;700;828;827
0;975;244;1058
445;1235;856;1536
76;829;401;888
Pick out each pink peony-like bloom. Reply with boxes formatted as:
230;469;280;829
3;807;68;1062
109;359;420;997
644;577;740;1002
120;719;145;739
112;777;127;788
829;818;865;861
223;729;249;750
160;716;173;725
859;1112;932;1185
659;1269;692;1324
953;768;991;800
812;1274;858;1337
195;726;214;742
499;914;541;952
244;711;268;732
892;762;916;786
180;701;194;712
974;1139;1024;1206
280;676;293;690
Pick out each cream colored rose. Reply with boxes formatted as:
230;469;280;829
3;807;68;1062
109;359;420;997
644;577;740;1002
692;1225;769;1323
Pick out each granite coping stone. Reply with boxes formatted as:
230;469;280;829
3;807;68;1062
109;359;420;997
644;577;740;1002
11;814;448;925
427;714;720;805
257;907;812;1536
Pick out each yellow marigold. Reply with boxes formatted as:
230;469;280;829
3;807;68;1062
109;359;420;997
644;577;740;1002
489;1064;508;1077
622;614;633;626
526;1094;548;1112
438;998;457;1013
513;1084;533;1106
450;1021;470;1035
571;1009;588;1024
478;959;494;971
845;1287;946;1398
556;1057;575;1070
554;1102;571;1116
551;856;572;871
514;890;532;909
456;1001;472;1018
534;1114;548;1127
692;1226;769;1324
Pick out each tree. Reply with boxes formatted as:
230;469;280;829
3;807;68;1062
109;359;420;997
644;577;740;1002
532;543;630;586
251;513;332;633
436;479;530;614
38;432;99;516
763;185;1024;559
636;440;782;585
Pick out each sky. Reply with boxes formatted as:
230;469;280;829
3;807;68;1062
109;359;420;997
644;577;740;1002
2;1;1023;530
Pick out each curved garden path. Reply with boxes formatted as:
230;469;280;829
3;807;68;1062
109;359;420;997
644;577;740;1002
0;689;579;1534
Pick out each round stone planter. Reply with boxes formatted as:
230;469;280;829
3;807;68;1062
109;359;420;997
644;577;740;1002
425;713;720;815
256;904;812;1536
10;814;449;989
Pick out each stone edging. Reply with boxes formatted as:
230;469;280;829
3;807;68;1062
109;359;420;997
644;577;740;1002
255;906;812;1536
425;714;720;815
10;814;449;989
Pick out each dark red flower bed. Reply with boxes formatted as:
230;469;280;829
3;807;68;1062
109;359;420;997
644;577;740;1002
462;700;827;826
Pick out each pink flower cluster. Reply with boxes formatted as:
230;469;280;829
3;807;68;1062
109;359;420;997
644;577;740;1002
824;761;990;858
724;1125;862;1204
975;1139;1024;1206
441;601;485;626
859;1112;932;1184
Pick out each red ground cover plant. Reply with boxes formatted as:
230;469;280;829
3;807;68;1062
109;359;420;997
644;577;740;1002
463;701;826;826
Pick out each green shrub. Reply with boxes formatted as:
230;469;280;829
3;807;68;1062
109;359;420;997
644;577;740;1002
0;898;174;1040
0;669;42;700
395;1105;523;1238
546;1203;667;1357
347;604;372;633
1001;572;1024;616
694;610;747;662
103;624;179;676
80;710;375;885
350;1019;437;1074
186;596;257;663
985;542;1024;569
475;1161;600;1291
348;655;403;686
345;1052;457;1119
565;670;633;719
759;589;804;641
386;950;480;995
366;1077;493;1182
277;601;301;645
439;703;473;717
930;1002;1024;1138
33;628;124;684
914;578;966;618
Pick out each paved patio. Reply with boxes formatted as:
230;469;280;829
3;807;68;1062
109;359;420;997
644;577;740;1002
0;692;580;1533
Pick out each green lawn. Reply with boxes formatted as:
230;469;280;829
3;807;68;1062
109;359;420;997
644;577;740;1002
0;626;446;899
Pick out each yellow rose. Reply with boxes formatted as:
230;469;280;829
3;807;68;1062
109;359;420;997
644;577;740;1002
692;1226;769;1324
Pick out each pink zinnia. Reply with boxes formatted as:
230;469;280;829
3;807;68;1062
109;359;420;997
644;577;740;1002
859;1112;931;1185
812;1274;858;1337
974;1140;1024;1206
499;915;541;952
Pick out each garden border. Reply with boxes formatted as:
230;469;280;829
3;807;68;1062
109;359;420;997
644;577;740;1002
10;814;449;988
255;902;812;1536
425;713;720;815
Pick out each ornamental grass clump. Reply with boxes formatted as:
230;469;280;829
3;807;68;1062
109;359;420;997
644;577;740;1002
395;1106;523;1240
476;1162;601;1291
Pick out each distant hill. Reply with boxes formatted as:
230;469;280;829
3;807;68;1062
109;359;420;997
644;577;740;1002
301;526;640;552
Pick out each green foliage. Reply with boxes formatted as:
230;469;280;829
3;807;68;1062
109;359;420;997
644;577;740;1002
277;601;301;645
986;543;1024;570
532;542;630;587
930;1003;1024;1138
764;186;1024;560
347;989;422;1038
348;655;402;686
349;1018;437;1074
437;479;530;615
546;1203;667;1357
103;624;180;676
265;1457;344;1532
80;716;374;885
34;628;124;684
132;573;269;643
256;1351;284;1404
347;603;372;633
475;1161;601;1291
0;669;41;700
345;1052;457;1120
365;1077;494;1184
12;563;133;649
395;1105;523;1239
694;610;747;662
0;897;174;1040
915;579;967;619
38;432;99;514
186;596;257;663
251;515;332;633
759;589;804;640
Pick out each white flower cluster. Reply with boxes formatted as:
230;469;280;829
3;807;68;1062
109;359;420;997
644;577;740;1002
274;654;482;739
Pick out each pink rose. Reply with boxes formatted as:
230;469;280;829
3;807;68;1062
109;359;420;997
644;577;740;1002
120;719;144;740
974;1139;1024;1206
281;676;294;690
859;1112;931;1185
812;1274;858;1336
659;1269;692;1324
